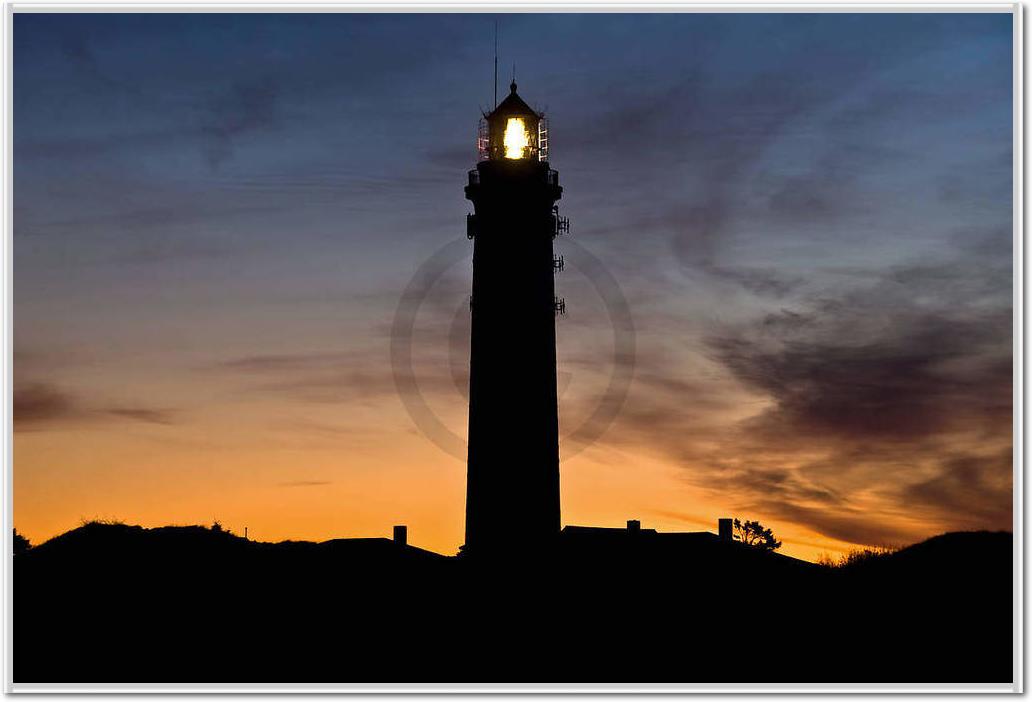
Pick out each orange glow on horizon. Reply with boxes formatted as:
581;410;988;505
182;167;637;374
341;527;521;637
14;412;926;564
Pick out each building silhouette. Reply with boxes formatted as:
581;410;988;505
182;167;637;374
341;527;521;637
463;81;566;554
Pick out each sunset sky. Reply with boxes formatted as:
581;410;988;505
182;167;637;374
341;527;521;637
14;11;1014;561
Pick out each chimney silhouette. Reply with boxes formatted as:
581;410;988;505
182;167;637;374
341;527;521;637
718;518;733;542
463;81;564;554
393;525;407;546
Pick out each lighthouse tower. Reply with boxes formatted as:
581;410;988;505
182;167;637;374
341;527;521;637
463;81;568;555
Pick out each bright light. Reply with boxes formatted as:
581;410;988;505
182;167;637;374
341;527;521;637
503;117;530;159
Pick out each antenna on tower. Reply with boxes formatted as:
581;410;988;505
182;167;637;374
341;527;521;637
493;19;498;108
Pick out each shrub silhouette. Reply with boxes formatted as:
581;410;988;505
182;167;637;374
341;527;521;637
815;551;837;567
815;545;899;568
13;529;30;555
837;545;897;567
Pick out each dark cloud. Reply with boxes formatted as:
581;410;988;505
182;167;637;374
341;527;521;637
710;252;1011;438
106;408;177;425
710;314;1010;443
751;499;919;548
215;352;346;374
14;382;180;431
14;383;80;427
706;256;1010;538
903;449;1012;530
587;244;1012;546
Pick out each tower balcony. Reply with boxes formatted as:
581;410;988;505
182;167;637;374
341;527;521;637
465;161;562;203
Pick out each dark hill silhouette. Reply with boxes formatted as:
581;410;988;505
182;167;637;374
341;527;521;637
15;522;1012;683
843;530;1011;574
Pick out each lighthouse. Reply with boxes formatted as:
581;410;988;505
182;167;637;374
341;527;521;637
463;81;568;555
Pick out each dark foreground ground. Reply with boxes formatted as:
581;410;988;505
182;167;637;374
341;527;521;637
15;524;1012;683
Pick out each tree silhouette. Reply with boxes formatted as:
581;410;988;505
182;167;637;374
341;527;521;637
732;518;781;551
13;528;31;555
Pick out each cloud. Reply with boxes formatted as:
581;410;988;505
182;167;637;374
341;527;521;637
215;352;346;374
14;382;180;431
586;243;1012;547
710;312;1010;444
903;449;1012;531
715;259;1010;534
751;500;920;547
14;383;80;427
106;408;177;425
210;350;422;405
278;480;332;488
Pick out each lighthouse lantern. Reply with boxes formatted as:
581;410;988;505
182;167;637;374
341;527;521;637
482;80;542;161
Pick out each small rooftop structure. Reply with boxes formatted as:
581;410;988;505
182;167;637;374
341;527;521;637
556;518;817;574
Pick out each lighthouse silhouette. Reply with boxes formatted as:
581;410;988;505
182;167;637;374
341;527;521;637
463;80;568;555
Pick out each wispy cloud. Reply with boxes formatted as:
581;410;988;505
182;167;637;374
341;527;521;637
278;480;332;488
14;382;180;432
106;407;177;425
13;383;81;427
582;243;1012;546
